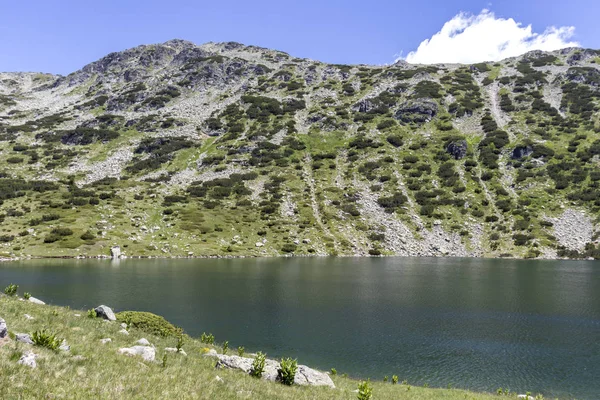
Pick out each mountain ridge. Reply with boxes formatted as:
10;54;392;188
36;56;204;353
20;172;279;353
1;40;600;260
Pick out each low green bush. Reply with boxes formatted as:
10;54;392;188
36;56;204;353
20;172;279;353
4;284;18;296
251;352;266;378
278;358;298;385
357;380;373;400
116;311;182;337
32;329;61;351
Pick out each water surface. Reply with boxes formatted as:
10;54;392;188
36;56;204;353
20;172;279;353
1;257;599;399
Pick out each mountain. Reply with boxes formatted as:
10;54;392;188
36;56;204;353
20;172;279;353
1;40;600;259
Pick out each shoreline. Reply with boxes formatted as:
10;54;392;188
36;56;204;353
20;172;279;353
1;253;597;263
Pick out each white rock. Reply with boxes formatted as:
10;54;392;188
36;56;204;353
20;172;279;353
100;338;112;344
28;297;45;305
136;338;151;346
120;323;127;329
0;318;6;338
111;246;121;259
24;314;34;320
517;395;535;400
94;305;116;321
118;329;129;335
59;340;70;352
74;314;81;317
16;333;33;344
165;347;187;356
17;351;37;368
204;349;218;357
118;345;155;362
215;375;224;383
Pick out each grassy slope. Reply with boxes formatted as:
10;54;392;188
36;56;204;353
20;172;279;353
0;295;502;400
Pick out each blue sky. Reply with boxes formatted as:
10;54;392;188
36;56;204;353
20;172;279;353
1;0;599;74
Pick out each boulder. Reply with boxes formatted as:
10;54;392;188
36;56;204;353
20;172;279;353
446;140;468;160
165;347;187;356
213;353;335;388
17;351;37;368
136;338;151;346
94;305;116;321
110;246;121;259
395;100;438;124
28;297;45;305
294;365;336;388
0;318;6;338
16;333;33;344
118;345;155;362
511;146;533;159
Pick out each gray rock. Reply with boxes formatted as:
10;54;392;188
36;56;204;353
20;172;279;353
110;246;121;259
165;347;187;356
0;317;6;338
395;100;438;124
118;345;155;362
16;333;33;344
214;354;335;388
59;339;70;352
136;338;151;346
100;338;112;344
94;305;116;321
28;297;45;305
446;140;468;160
17;351;37;368
511;145;533;159
517;395;535;400
118;329;129;335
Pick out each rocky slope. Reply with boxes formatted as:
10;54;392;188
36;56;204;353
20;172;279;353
1;40;600;259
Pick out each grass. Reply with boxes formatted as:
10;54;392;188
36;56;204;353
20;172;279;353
0;295;504;400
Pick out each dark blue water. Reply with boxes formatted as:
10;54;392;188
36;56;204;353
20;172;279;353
1;257;599;399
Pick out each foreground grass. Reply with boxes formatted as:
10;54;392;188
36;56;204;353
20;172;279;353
0;295;502;400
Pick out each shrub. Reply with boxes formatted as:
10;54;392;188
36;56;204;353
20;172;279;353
51;227;73;236
251;352;267;378
80;231;95;241
281;243;297;253
392;375;399;384
331;368;338;375
357;380;373;400
116;311;182;337
4;284;18;296
23;292;31;300
32;329;61;351
222;340;229;355
278;358;298;386
200;332;215;344
87;309;97;318
237;346;245;356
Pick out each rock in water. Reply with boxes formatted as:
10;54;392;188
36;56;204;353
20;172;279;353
94;305;116;321
0;318;7;338
118;345;155;362
110;246;121;259
28;297;45;305
16;333;34;344
17;351;37;368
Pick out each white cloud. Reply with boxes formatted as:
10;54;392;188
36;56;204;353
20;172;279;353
403;10;579;64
